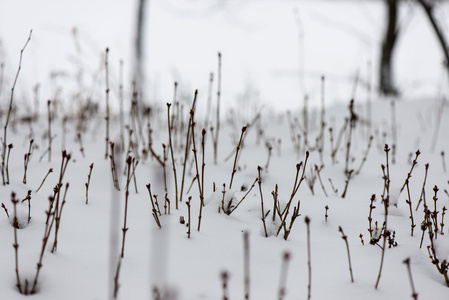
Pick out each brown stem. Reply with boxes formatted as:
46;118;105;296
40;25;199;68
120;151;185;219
146;184;161;229
5;143;12;185
104;48;110;159
85;163;94;204
2;30;32;185
305;216;312;300
229;177;258;214
375;196;389;289
11;193;23;294
36;168;53;193
277;252;291;300
179;90;198;207
213;52;222;165
243;231;250;300
339;226;354;283
120;157;133;258
186;196;191;239
167;102;179;208
229;126;247;189
257;167;268;237
416;163;429;211
403;258;418;300
23;139;33;184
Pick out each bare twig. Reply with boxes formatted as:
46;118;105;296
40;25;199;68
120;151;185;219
416;163;429;211
2;30;32;185
403;258;418;300
243;231;250;300
213;52;222;164
305;216;312;300
167;101;179;208
23;139;34;184
21;190;32;223
120;157;133;258
11;192;23;293
5;144;12;184
186;196;191;239
85;163;94;204
229;177;258;214
229;126;247;189
278;252;291;300
355;136;373;175
109;143;120;191
257;167;268;237
375;196;389;290
104;48;110;159
147;183;161;229
179;90;198;207
36;168;53;193
221;271;229;300
46;100;52;162
338;226;354;283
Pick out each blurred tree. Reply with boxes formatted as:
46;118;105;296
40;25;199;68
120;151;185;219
416;0;449;82
134;0;148;99
379;0;399;96
380;0;449;96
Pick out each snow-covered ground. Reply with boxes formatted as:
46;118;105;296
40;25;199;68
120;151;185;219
1;1;449;300
0;92;449;300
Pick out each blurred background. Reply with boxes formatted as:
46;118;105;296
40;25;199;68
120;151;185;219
0;0;448;114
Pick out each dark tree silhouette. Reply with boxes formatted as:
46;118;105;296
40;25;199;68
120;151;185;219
416;0;449;82
134;0;148;98
379;0;449;96
379;0;400;96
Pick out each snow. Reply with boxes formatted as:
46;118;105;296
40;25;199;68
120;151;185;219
1;0;449;299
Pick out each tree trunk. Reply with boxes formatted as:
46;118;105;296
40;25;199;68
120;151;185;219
416;0;449;83
134;0;148;97
379;0;400;96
